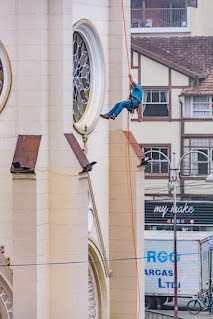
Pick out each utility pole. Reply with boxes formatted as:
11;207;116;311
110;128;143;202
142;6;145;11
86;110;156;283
209;246;213;313
172;152;178;319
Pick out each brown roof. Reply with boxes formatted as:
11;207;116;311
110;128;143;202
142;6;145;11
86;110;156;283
11;135;41;173
132;36;213;95
123;131;145;161
64;133;89;168
182;75;213;96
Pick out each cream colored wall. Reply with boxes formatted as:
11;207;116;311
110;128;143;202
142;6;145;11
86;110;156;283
109;130;145;319
140;56;169;86
189;0;213;36
185;122;213;135
171;70;189;87
130;122;180;154
0;0;17;262
13;177;37;319
49;169;89;319
171;89;182;119
133;51;138;67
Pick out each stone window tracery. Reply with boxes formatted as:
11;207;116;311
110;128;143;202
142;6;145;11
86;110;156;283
0;61;4;96
73;32;90;123
88;266;98;319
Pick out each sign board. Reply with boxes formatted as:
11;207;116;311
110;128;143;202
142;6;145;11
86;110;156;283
145;239;200;296
145;201;213;226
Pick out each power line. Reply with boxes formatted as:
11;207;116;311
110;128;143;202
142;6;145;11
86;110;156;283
0;252;201;268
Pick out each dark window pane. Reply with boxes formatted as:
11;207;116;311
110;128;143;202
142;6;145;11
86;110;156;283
145;163;151;174
152;162;160;173
152;149;159;160
198;149;208;161
144;148;150;155
152;91;159;102
198;163;208;175
161;162;168;173
146;91;151;103
161;91;167;102
160;148;168;159
143;104;169;117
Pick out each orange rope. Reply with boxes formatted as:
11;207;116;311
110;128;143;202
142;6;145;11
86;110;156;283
125;115;139;319
121;0;131;75
121;1;139;317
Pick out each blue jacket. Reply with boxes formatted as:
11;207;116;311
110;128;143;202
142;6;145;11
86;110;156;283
132;83;143;102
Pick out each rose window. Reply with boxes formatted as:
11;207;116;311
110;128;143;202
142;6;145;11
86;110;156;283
88;266;98;319
73;32;90;123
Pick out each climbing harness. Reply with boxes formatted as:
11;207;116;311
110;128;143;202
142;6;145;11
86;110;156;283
121;0;140;318
128;95;141;114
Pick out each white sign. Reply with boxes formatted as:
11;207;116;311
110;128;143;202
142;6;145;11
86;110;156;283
153;203;195;218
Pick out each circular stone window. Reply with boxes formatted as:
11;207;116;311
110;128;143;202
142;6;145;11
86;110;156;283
0;42;11;112
73;22;105;134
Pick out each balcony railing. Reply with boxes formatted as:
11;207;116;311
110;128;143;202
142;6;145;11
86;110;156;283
131;8;187;28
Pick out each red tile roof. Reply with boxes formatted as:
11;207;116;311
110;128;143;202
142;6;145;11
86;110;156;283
132;36;213;95
182;75;213;96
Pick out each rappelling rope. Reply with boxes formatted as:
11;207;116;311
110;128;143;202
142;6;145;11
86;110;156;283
121;0;131;75
121;1;139;318
125;116;139;319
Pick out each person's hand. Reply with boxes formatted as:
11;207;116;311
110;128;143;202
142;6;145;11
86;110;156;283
129;73;132;78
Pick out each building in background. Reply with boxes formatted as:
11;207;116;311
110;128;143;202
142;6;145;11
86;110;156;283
131;0;213;37
0;1;146;319
130;36;213;232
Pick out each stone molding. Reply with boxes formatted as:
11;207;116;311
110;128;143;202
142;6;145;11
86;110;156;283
88;176;110;277
0;41;12;113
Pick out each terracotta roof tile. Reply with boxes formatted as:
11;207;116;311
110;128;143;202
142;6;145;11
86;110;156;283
132;36;213;95
182;75;213;95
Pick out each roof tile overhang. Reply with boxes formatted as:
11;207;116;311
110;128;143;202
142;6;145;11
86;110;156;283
123;131;145;162
64;133;89;168
181;75;213;96
132;43;206;80
11;135;42;174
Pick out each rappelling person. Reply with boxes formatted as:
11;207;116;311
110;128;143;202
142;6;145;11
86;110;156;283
100;73;143;120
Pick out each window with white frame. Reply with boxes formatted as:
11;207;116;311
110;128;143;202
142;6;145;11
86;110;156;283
191;148;209;175
183;138;213;176
143;90;169;117
192;96;213;118
143;147;169;174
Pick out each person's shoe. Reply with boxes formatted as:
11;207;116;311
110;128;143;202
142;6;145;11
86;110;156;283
109;115;115;120
100;113;110;119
